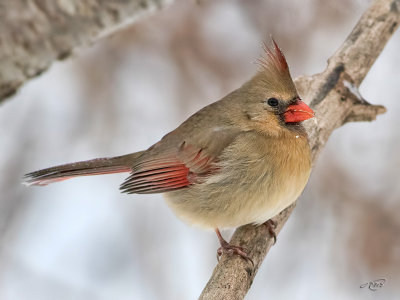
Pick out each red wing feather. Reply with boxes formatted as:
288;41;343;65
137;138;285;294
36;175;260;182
120;142;213;194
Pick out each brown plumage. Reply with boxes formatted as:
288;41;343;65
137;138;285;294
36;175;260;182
24;40;314;260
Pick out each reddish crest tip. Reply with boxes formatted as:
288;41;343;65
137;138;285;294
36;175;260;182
259;38;289;73
256;37;297;94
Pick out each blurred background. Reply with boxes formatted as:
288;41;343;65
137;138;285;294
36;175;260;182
0;0;399;299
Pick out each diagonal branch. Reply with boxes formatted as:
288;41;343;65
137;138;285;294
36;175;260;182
199;0;399;299
0;0;174;103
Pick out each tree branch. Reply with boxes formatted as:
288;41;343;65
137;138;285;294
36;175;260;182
199;0;399;298
0;0;174;103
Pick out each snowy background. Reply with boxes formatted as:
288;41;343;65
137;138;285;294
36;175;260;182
0;0;399;299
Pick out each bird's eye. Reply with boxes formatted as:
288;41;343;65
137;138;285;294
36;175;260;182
267;98;279;107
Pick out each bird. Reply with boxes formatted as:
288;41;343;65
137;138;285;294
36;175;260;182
24;40;314;262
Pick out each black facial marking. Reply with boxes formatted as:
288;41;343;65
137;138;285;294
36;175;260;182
290;96;300;104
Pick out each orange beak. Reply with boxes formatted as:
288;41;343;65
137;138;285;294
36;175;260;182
283;100;314;123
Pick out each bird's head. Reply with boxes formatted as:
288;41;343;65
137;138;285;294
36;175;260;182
239;39;314;135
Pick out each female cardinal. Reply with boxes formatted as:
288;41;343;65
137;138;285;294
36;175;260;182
24;40;314;261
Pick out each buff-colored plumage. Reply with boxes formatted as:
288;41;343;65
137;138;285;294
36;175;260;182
24;41;313;233
165;131;310;228
162;41;311;228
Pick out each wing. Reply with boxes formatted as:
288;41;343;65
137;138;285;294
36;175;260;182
120;126;241;194
120;142;213;194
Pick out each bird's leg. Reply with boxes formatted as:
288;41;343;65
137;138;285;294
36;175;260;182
263;219;277;244
215;228;253;266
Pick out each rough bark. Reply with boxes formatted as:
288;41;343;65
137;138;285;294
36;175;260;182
199;0;398;299
0;0;173;103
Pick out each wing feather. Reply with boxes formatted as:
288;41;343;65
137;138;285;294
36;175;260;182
120;124;241;194
120;142;212;194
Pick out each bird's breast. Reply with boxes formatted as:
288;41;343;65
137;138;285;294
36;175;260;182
165;132;311;229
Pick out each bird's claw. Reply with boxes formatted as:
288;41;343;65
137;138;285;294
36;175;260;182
264;219;277;244
216;243;254;267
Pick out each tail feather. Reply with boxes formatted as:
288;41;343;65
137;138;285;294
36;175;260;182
23;152;143;186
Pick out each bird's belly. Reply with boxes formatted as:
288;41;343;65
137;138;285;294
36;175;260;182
164;168;310;229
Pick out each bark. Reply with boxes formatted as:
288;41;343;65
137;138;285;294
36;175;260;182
0;0;173;103
199;0;398;299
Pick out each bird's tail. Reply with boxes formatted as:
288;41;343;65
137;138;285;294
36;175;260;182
23;152;144;186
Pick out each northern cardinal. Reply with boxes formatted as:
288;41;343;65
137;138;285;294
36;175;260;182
24;40;314;261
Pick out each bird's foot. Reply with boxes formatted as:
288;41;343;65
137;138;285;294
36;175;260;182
215;228;254;266
263;219;277;244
